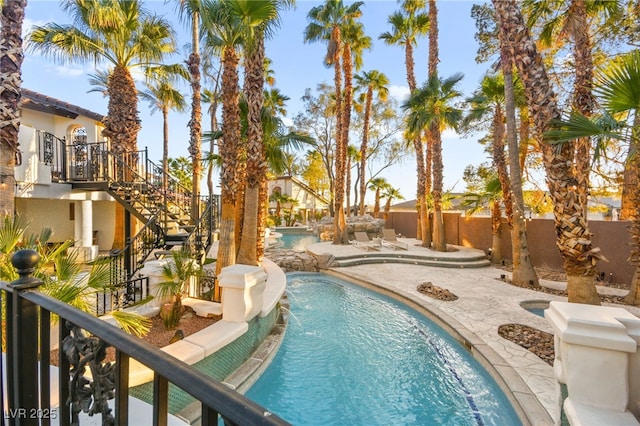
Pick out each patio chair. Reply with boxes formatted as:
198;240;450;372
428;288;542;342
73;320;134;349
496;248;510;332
352;231;381;251
382;229;409;251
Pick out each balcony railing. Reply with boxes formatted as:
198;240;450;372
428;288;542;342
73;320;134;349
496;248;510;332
1;250;289;426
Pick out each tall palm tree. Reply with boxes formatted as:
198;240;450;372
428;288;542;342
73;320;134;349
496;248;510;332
305;0;364;245
379;5;431;247
139;69;188;229
403;73;464;252
27;0;177;154
354;70;390;216
0;0;26;215
202;0;245;279
524;0;619;221
464;73;514;226
340;19;370;222
546;51;640;303
177;0;205;224
237;0;286;266
493;0;602;304
500;47;540;287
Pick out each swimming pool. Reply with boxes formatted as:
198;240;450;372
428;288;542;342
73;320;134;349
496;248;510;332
246;272;522;425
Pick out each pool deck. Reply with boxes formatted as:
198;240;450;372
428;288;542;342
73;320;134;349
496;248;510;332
304;239;640;426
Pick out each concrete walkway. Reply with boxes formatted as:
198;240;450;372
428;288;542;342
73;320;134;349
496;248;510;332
306;240;640;425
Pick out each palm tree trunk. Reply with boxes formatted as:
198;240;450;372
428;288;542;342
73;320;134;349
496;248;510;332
188;11;202;224
428;0;446;252
332;26;346;245
570;0;595;221
493;0;600;304
216;46;241;277
501;50;539;287
103;65;140;153
490;200;503;264
162;107;169;230
238;35;266;266
358;89;372;216
0;0;24;216
624;117;640;304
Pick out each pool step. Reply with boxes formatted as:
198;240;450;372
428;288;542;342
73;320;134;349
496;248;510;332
333;251;491;269
335;256;491;269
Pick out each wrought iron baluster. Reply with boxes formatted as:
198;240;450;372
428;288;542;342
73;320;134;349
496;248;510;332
63;323;116;425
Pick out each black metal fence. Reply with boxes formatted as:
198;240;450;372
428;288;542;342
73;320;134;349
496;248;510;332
1;250;289;426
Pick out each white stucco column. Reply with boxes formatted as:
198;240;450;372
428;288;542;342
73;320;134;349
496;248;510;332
218;264;267;323
546;301;640;425
80;200;93;247
69;200;98;262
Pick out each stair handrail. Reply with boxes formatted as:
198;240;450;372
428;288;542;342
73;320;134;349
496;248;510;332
182;195;214;259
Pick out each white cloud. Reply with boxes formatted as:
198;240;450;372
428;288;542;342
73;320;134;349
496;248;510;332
388;84;410;104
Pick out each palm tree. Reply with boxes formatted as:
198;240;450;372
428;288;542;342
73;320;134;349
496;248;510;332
500;47;540;287
0;0;26;215
524;0;619;221
464;71;539;284
345;144;359;216
139;68;188;229
27;0;176;154
237;0;285;266
463;177;505;264
305;0;364;245
177;0;208;224
202;0;244;279
379;4;430;247
354;70;390;216
403;73;463;252
546;51;640;304
368;177;388;219
382;186;404;222
465;73;514;225
493;0;602;304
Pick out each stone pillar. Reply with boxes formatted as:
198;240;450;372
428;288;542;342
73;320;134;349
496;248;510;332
218;264;267;323
546;301;640;425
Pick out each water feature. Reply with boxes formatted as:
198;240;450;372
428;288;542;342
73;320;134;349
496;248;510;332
246;272;522;425
278;232;320;250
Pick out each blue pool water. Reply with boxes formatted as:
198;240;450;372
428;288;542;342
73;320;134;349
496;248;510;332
246;273;522;425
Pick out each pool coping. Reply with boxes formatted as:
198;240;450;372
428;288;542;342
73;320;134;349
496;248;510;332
324;268;553;426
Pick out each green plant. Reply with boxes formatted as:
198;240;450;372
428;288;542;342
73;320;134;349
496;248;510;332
155;249;202;329
0;214;151;345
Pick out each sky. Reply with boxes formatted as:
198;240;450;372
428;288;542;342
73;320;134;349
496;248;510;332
21;0;493;202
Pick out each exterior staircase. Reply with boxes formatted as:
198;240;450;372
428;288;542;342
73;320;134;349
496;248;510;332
38;133;219;312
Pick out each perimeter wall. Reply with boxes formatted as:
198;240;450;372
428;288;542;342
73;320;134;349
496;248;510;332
385;211;635;286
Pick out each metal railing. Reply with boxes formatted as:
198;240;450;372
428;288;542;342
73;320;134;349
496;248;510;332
1;249;289;426
36;131;67;182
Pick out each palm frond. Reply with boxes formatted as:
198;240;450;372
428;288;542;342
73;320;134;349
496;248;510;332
110;310;152;337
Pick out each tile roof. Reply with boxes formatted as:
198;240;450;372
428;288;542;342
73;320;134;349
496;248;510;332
20;88;105;123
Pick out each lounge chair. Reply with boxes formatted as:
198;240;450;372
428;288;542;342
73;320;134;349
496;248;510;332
382;229;408;250
352;231;380;251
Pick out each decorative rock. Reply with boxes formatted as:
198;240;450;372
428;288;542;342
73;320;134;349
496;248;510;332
315;214;386;241
316;253;337;270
